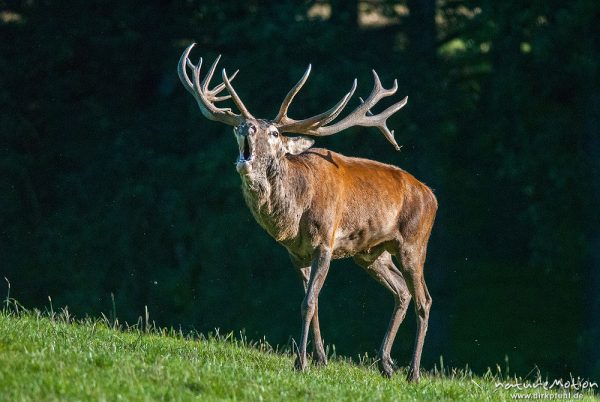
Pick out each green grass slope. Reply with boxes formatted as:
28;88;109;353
0;307;597;401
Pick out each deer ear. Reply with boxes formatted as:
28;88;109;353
285;136;315;155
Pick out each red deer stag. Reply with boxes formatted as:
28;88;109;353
178;44;437;382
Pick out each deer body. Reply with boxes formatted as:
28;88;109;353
240;143;436;264
178;45;437;382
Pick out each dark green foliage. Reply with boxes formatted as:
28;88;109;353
1;0;598;379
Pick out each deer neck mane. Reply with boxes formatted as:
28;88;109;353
239;155;306;242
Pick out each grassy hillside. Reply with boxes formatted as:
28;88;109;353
0;306;597;401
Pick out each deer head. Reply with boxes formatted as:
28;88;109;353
178;44;408;176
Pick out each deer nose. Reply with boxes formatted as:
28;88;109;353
244;124;256;136
235;122;256;137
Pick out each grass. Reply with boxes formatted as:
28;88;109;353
0;301;597;401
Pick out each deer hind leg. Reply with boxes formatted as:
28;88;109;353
353;251;411;378
296;265;327;366
397;243;432;383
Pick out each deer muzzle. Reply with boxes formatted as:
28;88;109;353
235;125;255;175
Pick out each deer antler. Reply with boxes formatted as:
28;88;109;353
178;43;253;126
273;68;406;150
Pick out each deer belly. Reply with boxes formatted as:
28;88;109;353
332;221;397;259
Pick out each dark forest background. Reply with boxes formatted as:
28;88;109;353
1;0;598;380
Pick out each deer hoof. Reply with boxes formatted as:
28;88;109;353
294;355;308;372
378;358;394;378
406;368;420;383
312;350;328;366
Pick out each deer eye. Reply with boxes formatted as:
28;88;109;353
271;130;279;137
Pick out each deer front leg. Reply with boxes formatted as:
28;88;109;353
295;245;332;371
296;266;327;365
290;252;328;365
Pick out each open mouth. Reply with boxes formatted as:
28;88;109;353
239;136;252;162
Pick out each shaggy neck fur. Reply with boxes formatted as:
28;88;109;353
239;154;306;242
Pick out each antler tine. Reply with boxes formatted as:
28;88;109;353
177;43;248;126
275;67;406;151
359;96;407;150
314;79;358;126
363;71;392;108
201;54;221;92
274;65;358;131
178;44;198;96
222;69;254;120
274;64;312;124
211;69;239;95
280;79;358;131
202;55;239;95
